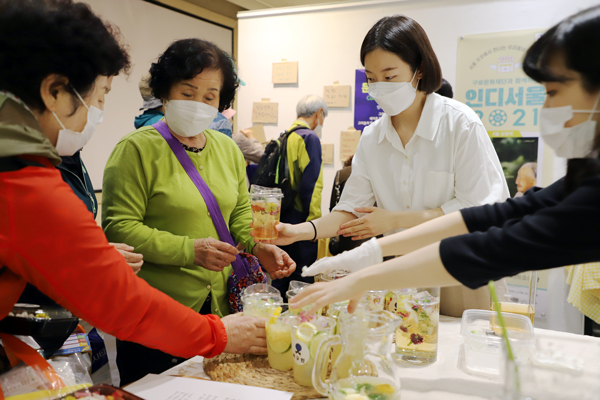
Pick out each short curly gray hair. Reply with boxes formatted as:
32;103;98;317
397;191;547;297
296;94;329;118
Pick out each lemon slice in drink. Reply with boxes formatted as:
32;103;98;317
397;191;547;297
295;322;317;343
267;324;292;353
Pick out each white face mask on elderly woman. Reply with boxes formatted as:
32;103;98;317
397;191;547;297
53;89;104;156
540;93;600;158
164;99;218;138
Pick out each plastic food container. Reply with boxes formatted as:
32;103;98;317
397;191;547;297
0;303;78;338
460;309;535;377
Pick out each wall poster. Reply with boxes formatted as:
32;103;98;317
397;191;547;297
456;28;549;319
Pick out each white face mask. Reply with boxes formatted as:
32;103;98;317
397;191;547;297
164;99;218;138
53;89;103;156
540;93;600;158
314;114;324;138
367;69;418;116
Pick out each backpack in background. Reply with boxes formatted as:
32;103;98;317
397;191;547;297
251;125;306;213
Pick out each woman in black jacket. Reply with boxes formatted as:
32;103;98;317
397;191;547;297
292;4;600;314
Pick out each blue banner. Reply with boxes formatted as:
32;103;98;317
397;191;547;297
354;69;383;132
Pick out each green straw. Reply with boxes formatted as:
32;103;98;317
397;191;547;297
488;280;520;394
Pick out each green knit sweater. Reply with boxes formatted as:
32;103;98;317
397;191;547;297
102;126;255;316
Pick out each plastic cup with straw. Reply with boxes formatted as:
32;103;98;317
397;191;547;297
488;280;520;396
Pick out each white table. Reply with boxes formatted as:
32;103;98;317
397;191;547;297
158;316;600;400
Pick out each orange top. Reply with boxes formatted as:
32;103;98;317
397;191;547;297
0;156;227;358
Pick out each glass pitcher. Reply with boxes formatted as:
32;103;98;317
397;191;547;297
312;309;402;400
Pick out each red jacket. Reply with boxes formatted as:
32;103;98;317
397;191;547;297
0;155;227;358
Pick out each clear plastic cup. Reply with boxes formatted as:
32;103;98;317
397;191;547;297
291;315;336;387
250;185;283;241
243;283;281;297
242;293;283;317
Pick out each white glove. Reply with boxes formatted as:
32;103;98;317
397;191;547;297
301;237;383;277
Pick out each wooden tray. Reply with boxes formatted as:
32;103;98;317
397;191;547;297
203;353;324;400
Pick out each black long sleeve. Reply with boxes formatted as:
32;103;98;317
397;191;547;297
440;175;600;289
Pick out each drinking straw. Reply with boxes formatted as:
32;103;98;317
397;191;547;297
488;280;520;393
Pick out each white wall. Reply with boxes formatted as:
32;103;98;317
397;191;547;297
79;0;233;189
237;0;597;334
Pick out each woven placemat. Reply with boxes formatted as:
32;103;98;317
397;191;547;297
203;353;324;400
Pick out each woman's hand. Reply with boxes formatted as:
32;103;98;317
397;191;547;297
252;243;296;279
221;313;267;354
110;243;143;274
251;223;306;246
290;275;365;315
194;238;239;272
338;207;398;240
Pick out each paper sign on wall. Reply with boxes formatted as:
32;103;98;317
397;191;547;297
272;61;298;84
340;128;360;161
324;83;351;107
322;143;334;165
252;101;278;124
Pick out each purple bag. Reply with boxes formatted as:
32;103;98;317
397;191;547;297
153;121;266;313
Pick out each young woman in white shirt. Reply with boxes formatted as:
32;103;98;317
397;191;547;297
256;15;508;248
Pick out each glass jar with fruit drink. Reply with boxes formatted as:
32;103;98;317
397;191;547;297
393;287;440;365
312;309;401;400
291;315;336;387
250;185;283;241
266;312;298;371
362;290;387;311
317;270;350;314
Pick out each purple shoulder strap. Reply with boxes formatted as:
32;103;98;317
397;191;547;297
152;121;249;279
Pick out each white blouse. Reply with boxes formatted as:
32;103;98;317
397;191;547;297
334;93;509;235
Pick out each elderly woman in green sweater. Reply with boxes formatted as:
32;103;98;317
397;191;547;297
102;39;295;384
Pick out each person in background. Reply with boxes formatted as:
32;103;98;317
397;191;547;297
209;109;233;138
134;74;164;129
267;94;326;298
436;78;454;98
0;0;267;388
102;38;295;384
514;162;537;198
291;5;600;321
328;155;369;255
234;127;265;164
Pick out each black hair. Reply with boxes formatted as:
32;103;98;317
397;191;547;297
523;5;600;193
360;15;442;95
436;79;453;98
0;0;131;113
149;39;239;112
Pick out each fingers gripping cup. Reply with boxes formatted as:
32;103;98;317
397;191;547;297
250;185;283;241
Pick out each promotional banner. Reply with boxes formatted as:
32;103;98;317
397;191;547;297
354;69;383;132
456;28;547;194
456;28;549;319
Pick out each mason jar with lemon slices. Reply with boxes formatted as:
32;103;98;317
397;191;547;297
291;315;336;387
266;312;298;371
